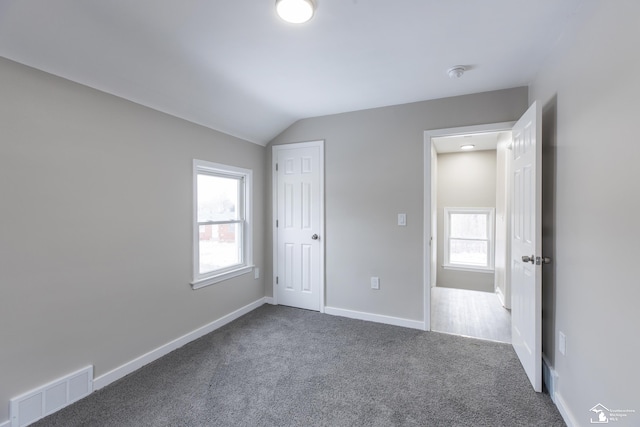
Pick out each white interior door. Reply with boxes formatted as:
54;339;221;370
510;102;542;392
274;141;324;311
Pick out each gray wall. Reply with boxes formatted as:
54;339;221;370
530;0;640;421
0;57;266;422
268;87;528;321
436;150;496;292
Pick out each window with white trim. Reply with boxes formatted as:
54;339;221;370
192;160;252;289
444;207;494;272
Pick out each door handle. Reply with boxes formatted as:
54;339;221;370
522;255;552;265
522;255;534;264
311;234;319;240
537;256;552;265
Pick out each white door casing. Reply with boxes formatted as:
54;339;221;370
510;101;542;392
273;141;324;312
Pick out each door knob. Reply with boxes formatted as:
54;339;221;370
311;234;319;240
522;255;534;264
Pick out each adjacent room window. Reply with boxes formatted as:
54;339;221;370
192;160;252;289
444;207;495;272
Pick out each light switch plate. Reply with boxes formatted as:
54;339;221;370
371;277;380;290
398;213;406;226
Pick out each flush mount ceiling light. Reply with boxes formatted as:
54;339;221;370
447;66;466;79
276;0;315;24
460;144;475;150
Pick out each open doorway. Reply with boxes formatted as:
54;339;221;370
424;105;543;390
427;127;513;343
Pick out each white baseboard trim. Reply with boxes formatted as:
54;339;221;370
495;287;506;307
324;306;425;330
93;297;267;391
555;392;579;427
264;297;275;305
0;419;11;427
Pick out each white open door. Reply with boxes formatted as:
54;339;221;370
273;141;324;312
510;102;542;392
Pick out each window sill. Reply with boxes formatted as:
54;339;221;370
443;264;494;274
191;265;254;290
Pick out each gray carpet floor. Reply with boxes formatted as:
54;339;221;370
33;305;565;426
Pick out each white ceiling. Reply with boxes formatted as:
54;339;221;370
433;131;509;154
0;0;583;145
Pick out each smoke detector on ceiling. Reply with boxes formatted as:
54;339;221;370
447;66;466;79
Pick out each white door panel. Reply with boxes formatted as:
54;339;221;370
274;142;323;311
511;102;542;392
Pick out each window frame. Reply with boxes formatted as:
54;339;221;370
443;207;495;273
191;159;253;289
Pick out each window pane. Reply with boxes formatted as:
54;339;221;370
450;239;488;266
450;213;487;239
197;174;240;222
199;223;242;274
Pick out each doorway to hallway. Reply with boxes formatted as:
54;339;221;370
424;102;543;391
428;127;513;344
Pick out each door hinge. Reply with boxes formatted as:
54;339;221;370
276;220;279;228
276;276;279;285
275;163;278;171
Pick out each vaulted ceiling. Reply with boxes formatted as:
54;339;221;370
0;0;583;145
